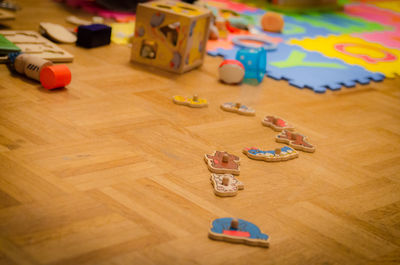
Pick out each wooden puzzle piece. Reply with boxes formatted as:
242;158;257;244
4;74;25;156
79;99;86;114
276;130;315;153
204;151;240;175
0;31;74;63
210;174;244;197
39;22;77;44
172;95;208;108
262;115;294;131
208;217;270;248
243;146;298;162
221;102;255;116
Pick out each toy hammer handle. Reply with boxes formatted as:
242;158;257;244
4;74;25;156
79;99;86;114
14;54;53;81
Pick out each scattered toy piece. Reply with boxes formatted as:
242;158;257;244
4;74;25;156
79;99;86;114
218;59;245;85
243;146;298;162
276;130;315;153
77;24;111;48
131;0;212;73
40;64;71;90
39;22;77;44
0;31;74;62
236;47;267;83
66;16;91;26
208;217;270;248
204;151;240;175
172;95;208;108
210;173;244;197
14;53;52;81
12;53;71;90
261;12;284;33
221;102;255;116
262;115;294;131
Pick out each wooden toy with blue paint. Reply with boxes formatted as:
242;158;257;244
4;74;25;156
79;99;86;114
131;0;211;73
208;218;270;248
243;146;298;162
220;102;255;116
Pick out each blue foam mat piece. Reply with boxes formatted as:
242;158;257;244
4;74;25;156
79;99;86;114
207;43;385;93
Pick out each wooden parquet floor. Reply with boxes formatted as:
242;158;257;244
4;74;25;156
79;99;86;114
0;1;400;264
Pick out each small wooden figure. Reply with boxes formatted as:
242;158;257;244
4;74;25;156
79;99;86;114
243;146;298;162
204;151;240;175
210;173;244;197
208;217;270;248
219;59;245;84
172;94;208;108
262;115;294;131
276;130;315;153
221;102;255;116
39;22;77;44
131;0;211;73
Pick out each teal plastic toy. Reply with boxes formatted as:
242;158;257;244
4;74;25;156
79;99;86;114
236;47;267;83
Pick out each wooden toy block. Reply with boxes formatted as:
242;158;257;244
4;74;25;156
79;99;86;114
0;31;74;63
172;94;208;108
77;24;111;48
208;217;270;248
262;115;294;132
276;130;315;153
221;102;255;116
204;151;240;175
131;0;211;73
210;173;244;197
243;146;298;162
39;22;77;44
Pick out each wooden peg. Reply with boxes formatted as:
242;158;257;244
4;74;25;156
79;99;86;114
275;148;281;155
222;175;230;186
230;218;239;229
222;153;229;163
235;102;241;109
193;94;198;102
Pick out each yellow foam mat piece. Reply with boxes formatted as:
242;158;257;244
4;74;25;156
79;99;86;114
289;35;400;78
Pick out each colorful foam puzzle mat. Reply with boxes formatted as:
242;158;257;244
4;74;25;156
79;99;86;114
205;0;400;93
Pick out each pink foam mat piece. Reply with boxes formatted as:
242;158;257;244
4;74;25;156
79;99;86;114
345;3;400;28
58;0;135;21
354;29;400;49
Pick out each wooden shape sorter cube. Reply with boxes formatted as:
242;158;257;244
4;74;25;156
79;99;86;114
131;0;211;73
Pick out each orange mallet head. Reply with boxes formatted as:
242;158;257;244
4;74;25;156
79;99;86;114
40;65;71;90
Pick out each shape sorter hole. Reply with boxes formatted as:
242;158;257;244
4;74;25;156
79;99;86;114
177;5;196;11
160;22;180;46
157;5;171;9
140;40;158;59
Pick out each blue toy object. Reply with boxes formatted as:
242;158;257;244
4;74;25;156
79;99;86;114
208;217;270;247
208;43;385;93
77;24;111;48
236;47;267;83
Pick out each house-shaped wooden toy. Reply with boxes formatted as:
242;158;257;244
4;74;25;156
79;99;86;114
131;0;211;73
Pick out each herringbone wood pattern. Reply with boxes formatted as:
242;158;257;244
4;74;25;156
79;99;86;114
0;1;399;264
